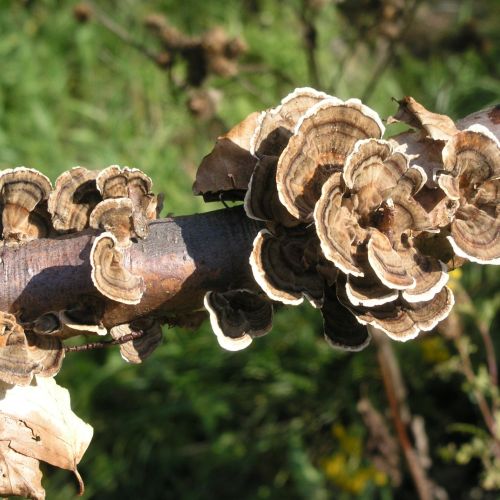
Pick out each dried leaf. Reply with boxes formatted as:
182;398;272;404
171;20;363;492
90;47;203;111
0;442;45;500
0;376;93;498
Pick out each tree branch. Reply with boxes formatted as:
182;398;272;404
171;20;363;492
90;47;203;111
1;206;261;329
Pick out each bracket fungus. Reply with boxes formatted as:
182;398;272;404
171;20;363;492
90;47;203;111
276;98;385;222
204;290;273;351
194;90;499;349
0;312;64;385
96;165;157;239
90;198;135;248
48;167;101;232
250;227;324;307
437;125;500;264
90;232;145;305
0;167;52;244
110;319;163;364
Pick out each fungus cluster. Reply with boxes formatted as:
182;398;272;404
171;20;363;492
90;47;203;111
194;88;500;350
0;165;161;385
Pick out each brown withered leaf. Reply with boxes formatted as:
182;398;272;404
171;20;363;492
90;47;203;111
0;376;93;498
388;96;458;140
0;442;45;500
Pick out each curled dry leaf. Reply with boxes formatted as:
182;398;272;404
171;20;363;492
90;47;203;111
388;96;458;141
0;376;93;499
193;111;261;201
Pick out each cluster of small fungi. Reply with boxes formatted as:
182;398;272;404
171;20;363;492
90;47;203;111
194;88;500;351
0;88;498;388
0;165;163;385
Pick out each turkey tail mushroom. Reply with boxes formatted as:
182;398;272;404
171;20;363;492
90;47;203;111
0;167;52;244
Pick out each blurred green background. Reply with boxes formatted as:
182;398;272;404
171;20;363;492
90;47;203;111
1;0;499;498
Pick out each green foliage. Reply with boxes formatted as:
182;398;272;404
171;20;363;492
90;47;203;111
0;0;499;498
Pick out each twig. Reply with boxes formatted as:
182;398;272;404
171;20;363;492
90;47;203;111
361;0;420;102
86;2;159;65
64;330;145;353
371;327;433;500
297;0;320;88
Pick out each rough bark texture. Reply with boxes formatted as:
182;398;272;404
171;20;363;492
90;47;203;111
0;206;261;328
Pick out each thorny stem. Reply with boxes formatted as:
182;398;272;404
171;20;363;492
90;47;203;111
372;328;433;500
64;330;145;353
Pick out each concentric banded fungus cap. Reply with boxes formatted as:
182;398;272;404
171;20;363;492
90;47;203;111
276;98;385;222
315;140;431;291
250;227;324;307
96;166;156;239
438;125;500;264
110;319;163;364
90;232;145;305
388;96;458;141
204;290;273;351
338;279;454;341
193;111;261;201
0;312;63;385
0;167;52;243
250;87;331;157
321;286;370;351
25;332;64;378
90;198;134;248
244;155;298;227
48;167;101;232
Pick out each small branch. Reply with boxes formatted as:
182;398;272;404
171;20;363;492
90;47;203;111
64;330;145;353
361;0;419;102
297;0;321;88
86;2;160;65
371;327;433;500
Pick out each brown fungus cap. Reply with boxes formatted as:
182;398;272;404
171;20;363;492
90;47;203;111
250;227;324;307
193;111;261;201
244;155;298;227
276;98;385;222
321;286;370;351
90;232;145;305
25;332;64;379
250;87;331;158
204;290;273;351
0;312;63;385
388;96;458;141
110;319;163;364
338;280;454;341
48;167;101;233
96;166;156;239
90;198;134;248
438;125;500;264
0;167;52;244
315;139;432;293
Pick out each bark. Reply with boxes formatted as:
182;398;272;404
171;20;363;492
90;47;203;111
0;206;261;329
